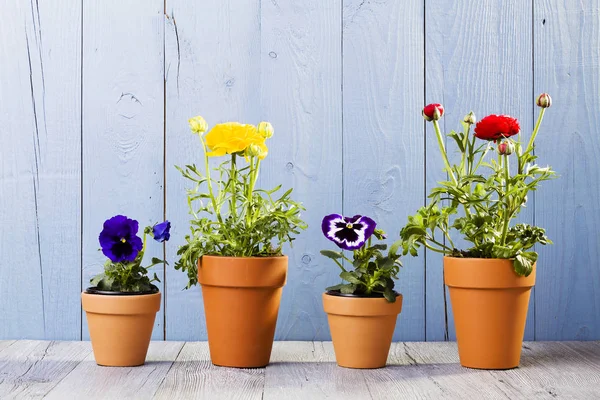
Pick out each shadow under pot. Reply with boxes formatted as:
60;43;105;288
323;291;403;369
444;256;536;369
81;288;161;367
198;255;287;368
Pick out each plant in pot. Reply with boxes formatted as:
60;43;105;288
320;214;403;369
175;117;307;368
399;94;555;369
82;215;170;367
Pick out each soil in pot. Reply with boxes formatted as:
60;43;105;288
82;288;161;367
323;291;403;369
444;256;536;369
198;255;287;368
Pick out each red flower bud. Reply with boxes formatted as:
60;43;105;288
536;93;552;108
422;103;444;121
474;114;520;141
497;141;515;155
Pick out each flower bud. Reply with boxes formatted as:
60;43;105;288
257;121;274;139
189;116;208;134
422;103;444;121
246;143;268;159
497;141;515;155
536;93;552;108
463;111;476;125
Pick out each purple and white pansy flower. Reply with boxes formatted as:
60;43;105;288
321;214;377;251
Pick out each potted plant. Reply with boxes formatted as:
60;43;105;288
82;215;170;367
320;214;403;369
175;117;306;368
399;94;555;369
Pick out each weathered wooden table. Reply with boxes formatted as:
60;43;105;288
1;340;599;399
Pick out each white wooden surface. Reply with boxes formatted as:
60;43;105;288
1;341;599;399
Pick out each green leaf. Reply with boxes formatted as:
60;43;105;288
383;287;396;303
514;252;537;277
340;271;362;285
320;250;344;260
339;284;357;294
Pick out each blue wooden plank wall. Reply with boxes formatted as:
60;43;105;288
0;0;598;341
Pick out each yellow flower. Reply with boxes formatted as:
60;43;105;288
257;121;274;139
205;122;265;157
188;116;208;135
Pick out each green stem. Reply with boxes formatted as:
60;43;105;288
333;258;348;273
500;155;511;245
200;139;224;225
432;120;457;185
423;241;450;254
231;154;237;220
525;108;546;154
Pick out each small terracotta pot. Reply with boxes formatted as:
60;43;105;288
444;257;536;369
198;255;287;368
82;290;160;367
323;292;403;369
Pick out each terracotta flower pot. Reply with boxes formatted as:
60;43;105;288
81;290;160;367
322;292;403;369
198;255;287;368
444;257;536;369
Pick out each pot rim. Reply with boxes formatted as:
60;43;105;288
201;254;288;260
443;256;515;261
85;286;159;296
324;290;400;299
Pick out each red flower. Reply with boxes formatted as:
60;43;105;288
422;103;444;121
474;115;520;141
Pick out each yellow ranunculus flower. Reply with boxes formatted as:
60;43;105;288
189;116;208;134
257;121;274;139
205;122;266;158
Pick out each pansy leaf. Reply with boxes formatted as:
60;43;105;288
339;284;356;294
326;283;346;292
340;271;362;285
320;250;344;260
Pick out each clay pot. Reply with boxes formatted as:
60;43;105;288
444;257;536;369
81;290;160;367
322;292;403;369
198;255;287;368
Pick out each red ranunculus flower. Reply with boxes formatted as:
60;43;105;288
422;103;444;121
474;115;520;141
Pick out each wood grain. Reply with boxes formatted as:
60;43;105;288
0;0;81;340
425;0;535;340
153;342;263;400
264;341;373;400
533;0;600;340
342;0;426;341
164;0;261;340
0;341;89;399
45;341;183;400
81;0;165;340
260;0;343;341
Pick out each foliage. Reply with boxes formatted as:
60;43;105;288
175;118;307;288
400;96;556;276
91;220;170;292
321;221;402;303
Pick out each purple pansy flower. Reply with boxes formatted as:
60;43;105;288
321;214;377;251
153;221;171;242
99;215;143;263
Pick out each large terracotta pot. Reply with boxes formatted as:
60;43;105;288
444;257;536;369
322;292;403;369
198;255;287;368
82;290;160;367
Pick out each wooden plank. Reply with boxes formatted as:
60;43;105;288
0;341;15;354
342;0;425;341
164;0;261;340
0;341;90;399
533;0;600;340
0;0;81;340
263;341;372;400
260;0;342;340
82;0;165;340
153;342;263;399
45;341;183;400
425;0;535;340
